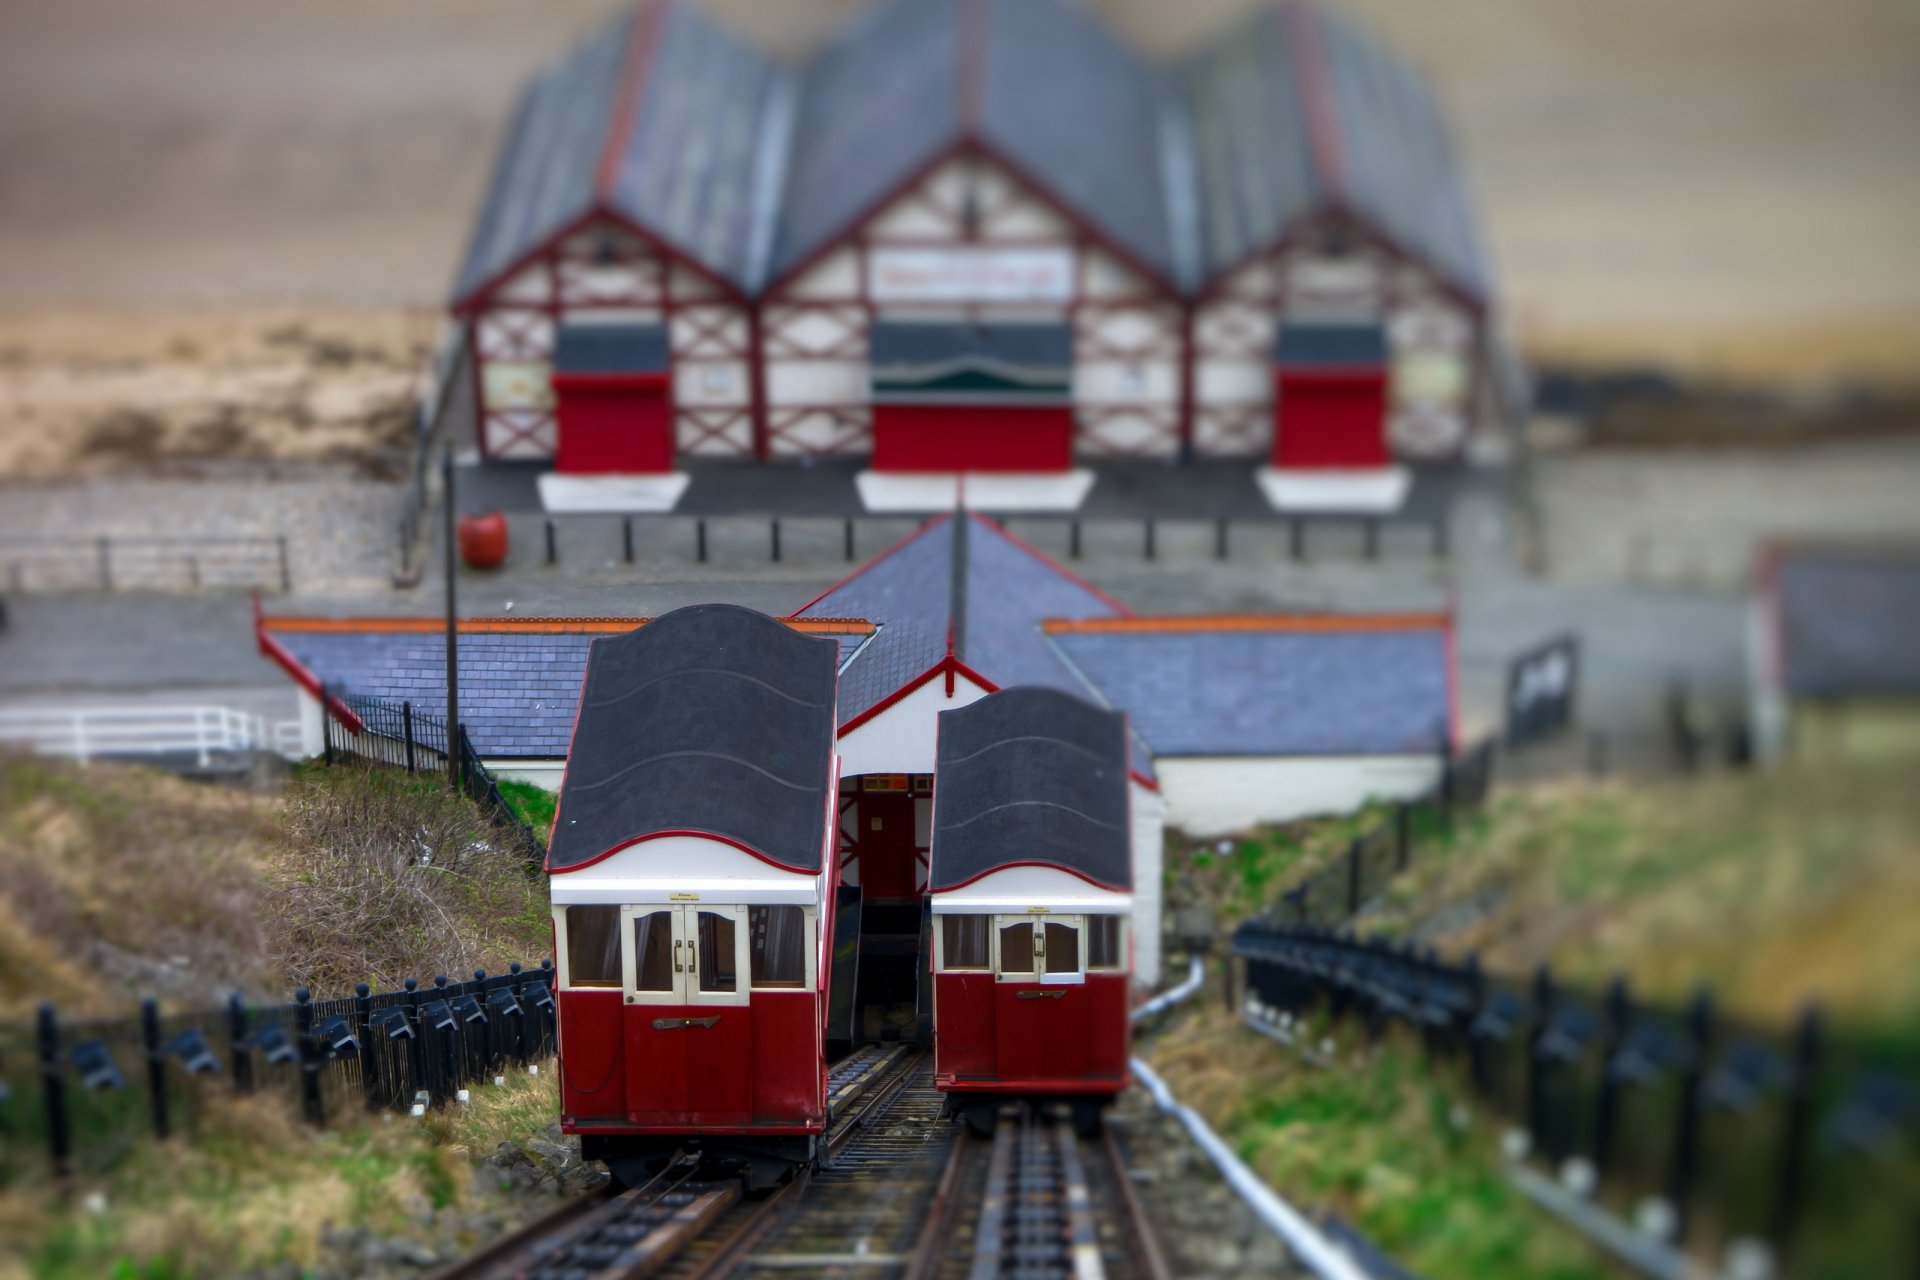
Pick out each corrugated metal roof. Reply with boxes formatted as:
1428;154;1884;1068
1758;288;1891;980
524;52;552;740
772;0;962;282
1777;549;1920;698
1050;625;1450;757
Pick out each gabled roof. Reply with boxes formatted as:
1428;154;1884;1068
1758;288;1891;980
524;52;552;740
547;604;840;873
929;687;1131;892
1043;614;1453;757
1770;546;1920;698
452;1;793;306
772;0;1183;291
1176;1;1489;303
256;614;871;759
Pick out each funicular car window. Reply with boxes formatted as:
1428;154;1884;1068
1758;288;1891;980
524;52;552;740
632;910;674;993
565;906;621;988
941;915;990;970
998;921;1035;975
1087;915;1123;970
697;910;738;994
1043;921;1081;975
750;905;807;988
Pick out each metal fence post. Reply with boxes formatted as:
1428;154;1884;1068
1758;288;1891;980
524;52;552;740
1667;987;1715;1244
1069;519;1082;560
1526;964;1556;1158
37;1003;72;1179
844;518;855;562
1364;517;1380;561
770;517;782;562
402;701;417;774
1592;977;1631;1180
1395;802;1412;872
1214;517;1228;561
277;534;291;593
355;983;380;1110
404;977;427;1105
1771;1004;1822;1263
433;975;458;1104
544;518;557;566
1288;517;1304;562
1144;518;1156;561
141;997;170;1141
622;516;634;564
508;962;529;1068
321;683;335;768
227;993;253;1095
1432;515;1449;559
294;988;325;1127
696;518;708;563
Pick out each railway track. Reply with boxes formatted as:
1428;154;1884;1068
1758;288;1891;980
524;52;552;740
437;1051;1169;1280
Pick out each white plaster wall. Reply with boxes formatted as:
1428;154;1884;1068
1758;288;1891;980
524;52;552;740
296;688;325;760
836;673;991;777
1156;755;1444;837
1129;779;1166;987
488;759;565;792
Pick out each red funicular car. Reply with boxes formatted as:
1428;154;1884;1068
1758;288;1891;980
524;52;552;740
545;604;841;1188
926;687;1133;1134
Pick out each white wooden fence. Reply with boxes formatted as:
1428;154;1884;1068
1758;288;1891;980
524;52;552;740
0;706;304;766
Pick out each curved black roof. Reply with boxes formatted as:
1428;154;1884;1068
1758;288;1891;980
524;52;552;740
548;604;839;873
928;687;1130;892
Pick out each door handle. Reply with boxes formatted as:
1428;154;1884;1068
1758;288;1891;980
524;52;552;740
674;939;683;973
652;1015;722;1030
1016;989;1066;1000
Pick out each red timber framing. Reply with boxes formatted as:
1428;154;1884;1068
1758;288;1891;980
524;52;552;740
452;4;756;463
758;138;1188;462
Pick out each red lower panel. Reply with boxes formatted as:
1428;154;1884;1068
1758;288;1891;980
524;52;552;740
872;404;1073;473
623;1000;751;1126
557;989;627;1123
750;993;825;1124
933;973;997;1084
1273;369;1390;469
554;373;674;474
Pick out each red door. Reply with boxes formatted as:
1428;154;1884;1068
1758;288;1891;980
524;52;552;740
853;791;921;901
621;906;751;1125
553;373;675;474
992;917;1091;1086
872;405;1074;473
1273;368;1390;469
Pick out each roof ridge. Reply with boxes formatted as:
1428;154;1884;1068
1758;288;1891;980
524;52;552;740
948;499;970;663
1043;612;1448;635
594;0;673;204
261;615;875;635
1277;0;1346;209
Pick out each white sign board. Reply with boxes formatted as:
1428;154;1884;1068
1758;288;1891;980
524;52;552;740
868;247;1074;305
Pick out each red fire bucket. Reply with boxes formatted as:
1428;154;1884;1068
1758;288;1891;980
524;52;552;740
457;511;509;570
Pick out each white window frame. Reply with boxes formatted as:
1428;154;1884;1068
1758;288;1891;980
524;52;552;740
1085;913;1128;973
993;912;1086;986
616;904;752;1007
747;904;819;992
554;903;625;991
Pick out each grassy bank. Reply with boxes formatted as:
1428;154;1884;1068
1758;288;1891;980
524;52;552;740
0;1071;564;1279
1145;1007;1614;1280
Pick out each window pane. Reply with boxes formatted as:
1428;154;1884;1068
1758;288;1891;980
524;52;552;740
565;906;621;987
633;910;674;992
941;915;989;970
1043;922;1080;974
697;911;738;993
1087;916;1123;970
998;921;1034;975
751;905;807;988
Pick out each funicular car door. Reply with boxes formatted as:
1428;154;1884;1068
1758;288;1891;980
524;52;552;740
622;904;752;1124
993;913;1090;1083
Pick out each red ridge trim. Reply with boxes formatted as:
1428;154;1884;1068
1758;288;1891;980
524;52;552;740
1280;1;1346;202
596;0;671;203
929;858;1130;895
260;616;872;637
548;828;820;877
256;624;364;734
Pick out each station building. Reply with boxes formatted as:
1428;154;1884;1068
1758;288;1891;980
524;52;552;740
447;0;1514;514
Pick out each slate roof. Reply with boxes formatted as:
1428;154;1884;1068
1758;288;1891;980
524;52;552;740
452;2;791;304
1774;548;1920;698
548;605;839;873
1175;0;1488;300
1045;619;1451;756
264;620;870;759
929;687;1131;892
456;0;1486;308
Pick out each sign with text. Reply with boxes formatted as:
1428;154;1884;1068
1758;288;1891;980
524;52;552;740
1506;634;1580;747
868;246;1074;305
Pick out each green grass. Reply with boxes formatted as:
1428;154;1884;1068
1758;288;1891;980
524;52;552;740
0;1070;563;1279
1148;1009;1615;1279
497;779;558;847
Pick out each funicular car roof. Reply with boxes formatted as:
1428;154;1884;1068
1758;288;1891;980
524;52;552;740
547;603;839;874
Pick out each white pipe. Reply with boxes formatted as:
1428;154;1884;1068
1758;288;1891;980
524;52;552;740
1130;1057;1371;1280
1131;952;1205;1023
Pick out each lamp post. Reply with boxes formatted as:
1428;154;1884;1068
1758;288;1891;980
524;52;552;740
442;439;461;792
